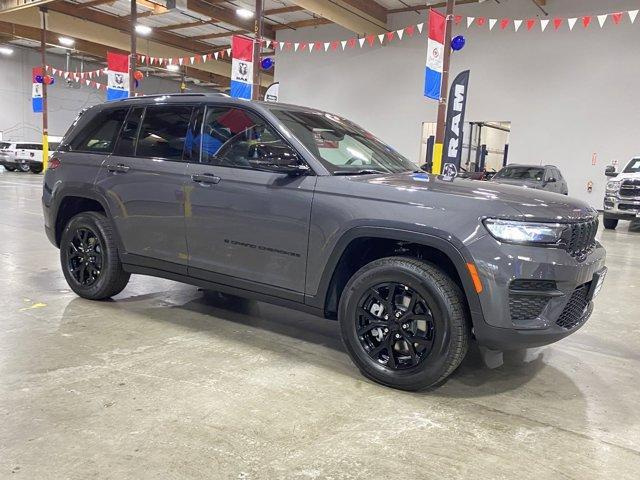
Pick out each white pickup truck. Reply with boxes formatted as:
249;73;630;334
603;157;640;229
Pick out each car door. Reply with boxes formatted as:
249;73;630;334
184;105;316;296
94;104;193;273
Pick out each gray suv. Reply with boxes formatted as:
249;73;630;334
43;93;607;390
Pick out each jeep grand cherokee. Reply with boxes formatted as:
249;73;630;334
42;93;607;390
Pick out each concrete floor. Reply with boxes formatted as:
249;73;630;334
1;171;639;479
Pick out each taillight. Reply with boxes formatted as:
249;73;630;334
48;157;61;170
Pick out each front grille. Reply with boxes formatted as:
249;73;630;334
509;295;549;321
620;180;640;198
556;283;592;329
565;218;598;259
510;279;556;291
618;203;640;212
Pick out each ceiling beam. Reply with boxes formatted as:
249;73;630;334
157;19;215;31
0;8;274;86
264;5;303;16
0;0;58;14
272;17;332;31
187;0;274;39
77;0;116;9
191;29;246;41
388;0;480;14
289;0;386;35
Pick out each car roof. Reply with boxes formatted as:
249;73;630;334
502;164;554;169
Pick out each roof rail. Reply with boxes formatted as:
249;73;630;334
117;92;230;101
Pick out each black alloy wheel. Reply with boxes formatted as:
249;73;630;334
66;227;104;287
17;161;30;172
357;282;435;370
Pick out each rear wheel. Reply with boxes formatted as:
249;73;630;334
60;212;130;300
17;161;30;172
603;216;618;230
29;164;43;174
339;257;470;391
3;165;16;172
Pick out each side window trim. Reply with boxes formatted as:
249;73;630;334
183;103;205;164
132;104;194;163
70;107;129;155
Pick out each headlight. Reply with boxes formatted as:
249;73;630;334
483;219;566;244
606;180;621;192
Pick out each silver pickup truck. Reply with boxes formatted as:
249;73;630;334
603;157;640;229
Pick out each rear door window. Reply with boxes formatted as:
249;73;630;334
136;105;193;160
114;107;144;156
69;108;128;153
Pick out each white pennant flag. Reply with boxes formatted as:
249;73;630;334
226;48;231;56
540;19;549;31
202;54;207;62
190;56;195;64
597;14;607;28
416;23;424;33
489;19;497;30
467;17;475;28
178;57;184;65
324;42;330;52
378;33;385;44
141;55;146;63
264;39;271;49
85;79;90;86
396;28;404;40
341;40;347;50
568;17;577;30
514;19;523;31
294;42;299;51
358;37;366;47
628;10;638;24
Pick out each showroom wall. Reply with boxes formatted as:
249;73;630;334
274;0;640;207
0;47;211;142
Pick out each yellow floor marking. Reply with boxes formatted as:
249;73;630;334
19;302;47;312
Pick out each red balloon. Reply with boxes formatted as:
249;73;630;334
134;70;144;81
43;75;53;85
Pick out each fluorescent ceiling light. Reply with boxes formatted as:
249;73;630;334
58;36;75;47
236;8;254;19
166;64;180;72
135;24;152;35
0;47;13;55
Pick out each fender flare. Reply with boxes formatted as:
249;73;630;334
306;226;485;327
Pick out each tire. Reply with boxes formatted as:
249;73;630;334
29;164;43;174
3;165;16;172
17;161;30;173
339;257;470;391
603;217;618;230
60;211;130;300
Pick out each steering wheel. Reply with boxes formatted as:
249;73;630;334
345;156;365;166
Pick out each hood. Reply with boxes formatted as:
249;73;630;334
490;177;543;189
610;172;640;182
342;171;596;222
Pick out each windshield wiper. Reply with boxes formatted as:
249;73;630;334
333;169;386;176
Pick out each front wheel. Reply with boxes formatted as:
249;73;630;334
339;257;470;391
60;212;130;300
17;161;30;172
603;217;618;230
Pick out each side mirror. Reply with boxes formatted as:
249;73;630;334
248;143;309;176
604;165;618;177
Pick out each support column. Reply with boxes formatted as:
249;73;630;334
40;6;48;171
130;0;137;95
252;0;263;100
432;0;455;174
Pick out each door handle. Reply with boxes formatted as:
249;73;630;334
107;163;130;173
191;173;221;185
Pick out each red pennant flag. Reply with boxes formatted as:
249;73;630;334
330;41;338;50
612;12;623;25
366;34;375;46
526;18;536;31
314;41;322;52
454;15;462;25
386;31;395;41
553;17;563;30
285;42;293;50
499;18;510;30
300;42;307;51
347;38;356;48
476;17;486;27
405;25;415;37
582;16;591;28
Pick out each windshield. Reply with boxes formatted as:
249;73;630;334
623;158;640;174
494;166;544;181
270;108;418;174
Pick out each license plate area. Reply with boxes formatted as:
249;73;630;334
587;267;607;301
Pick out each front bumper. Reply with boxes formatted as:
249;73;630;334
604;193;640;220
467;234;606;350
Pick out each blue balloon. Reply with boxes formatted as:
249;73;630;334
35;75;43;83
49;77;55;85
261;57;274;70
451;35;466;51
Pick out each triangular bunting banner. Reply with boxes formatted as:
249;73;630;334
340;40;347;50
514;19;522;31
526;19;536;31
597;14;607;27
358;37;365;47
377;33;385;44
489;19;497;30
553;17;563;30
629;10;638;24
582;16;592;28
324;42;330;51
466;17;475;28
396;28;404;40
540;19;549;31
294;42;299;51
416;23;423;34
568;18;577;30
611;12;623;25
